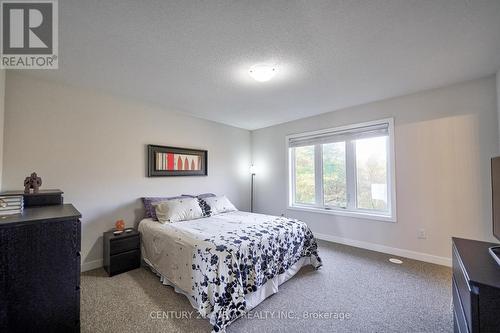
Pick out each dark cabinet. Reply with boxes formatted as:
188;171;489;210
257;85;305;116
0;204;82;333
103;229;141;276
452;237;500;333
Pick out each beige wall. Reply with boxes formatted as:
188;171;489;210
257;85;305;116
2;73;498;268
3;73;252;269
252;76;498;265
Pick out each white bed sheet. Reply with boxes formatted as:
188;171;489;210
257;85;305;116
139;212;314;319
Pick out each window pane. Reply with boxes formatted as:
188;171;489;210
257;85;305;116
355;136;388;211
294;145;315;204
323;142;347;207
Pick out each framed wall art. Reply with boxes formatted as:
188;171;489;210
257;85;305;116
147;145;208;177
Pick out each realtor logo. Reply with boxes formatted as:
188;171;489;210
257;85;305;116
1;0;58;69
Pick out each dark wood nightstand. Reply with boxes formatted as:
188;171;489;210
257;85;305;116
103;229;141;276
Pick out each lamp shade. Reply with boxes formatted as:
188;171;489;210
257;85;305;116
250;165;256;175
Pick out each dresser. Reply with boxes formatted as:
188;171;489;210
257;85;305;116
452;237;500;333
0;204;82;333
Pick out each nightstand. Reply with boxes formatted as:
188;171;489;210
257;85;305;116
103;229;141;276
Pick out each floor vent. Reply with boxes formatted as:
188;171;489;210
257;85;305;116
389;258;403;264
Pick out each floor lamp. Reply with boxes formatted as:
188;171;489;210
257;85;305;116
250;165;256;212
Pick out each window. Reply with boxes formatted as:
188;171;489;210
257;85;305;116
287;118;396;222
294;145;316;204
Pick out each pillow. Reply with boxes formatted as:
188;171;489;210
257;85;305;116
142;195;190;220
153;198;203;223
181;193;216;199
197;198;212;217
204;196;237;215
197;193;216;199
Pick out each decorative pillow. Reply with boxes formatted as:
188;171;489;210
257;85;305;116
204;196;237;215
153;198;203;223
198;198;212;217
142;196;190;221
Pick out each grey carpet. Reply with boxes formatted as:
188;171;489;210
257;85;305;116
81;240;452;333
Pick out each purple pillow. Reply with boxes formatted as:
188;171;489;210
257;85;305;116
142;196;189;221
181;193;216;199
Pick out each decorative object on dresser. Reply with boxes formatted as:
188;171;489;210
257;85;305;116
0;189;63;207
452;237;500;333
115;219;125;231
0;193;23;216
147;144;208;177
103;228;141;276
23;172;42;193
0;204;82;332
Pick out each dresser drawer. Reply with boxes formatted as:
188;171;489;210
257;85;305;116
108;249;141;276
453;276;470;333
452;243;477;332
76;251;81;289
110;235;140;255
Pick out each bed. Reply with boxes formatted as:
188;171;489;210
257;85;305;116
139;210;322;332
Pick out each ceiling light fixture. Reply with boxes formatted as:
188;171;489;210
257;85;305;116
249;64;277;82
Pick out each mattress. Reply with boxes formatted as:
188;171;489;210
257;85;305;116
139;210;322;332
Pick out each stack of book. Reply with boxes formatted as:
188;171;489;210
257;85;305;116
0;194;24;216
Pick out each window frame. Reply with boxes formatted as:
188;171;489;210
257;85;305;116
286;118;397;223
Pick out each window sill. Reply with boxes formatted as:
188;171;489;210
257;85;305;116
287;205;396;223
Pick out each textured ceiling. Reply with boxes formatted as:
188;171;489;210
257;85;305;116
20;0;500;130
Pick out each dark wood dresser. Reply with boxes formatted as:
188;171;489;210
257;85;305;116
452;237;500;333
0;204;82;333
103;229;140;277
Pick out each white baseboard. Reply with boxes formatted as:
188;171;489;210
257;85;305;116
314;232;452;267
81;259;103;272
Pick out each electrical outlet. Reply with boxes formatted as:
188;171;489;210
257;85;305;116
418;228;427;239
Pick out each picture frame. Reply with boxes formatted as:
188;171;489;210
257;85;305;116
147;145;208;177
